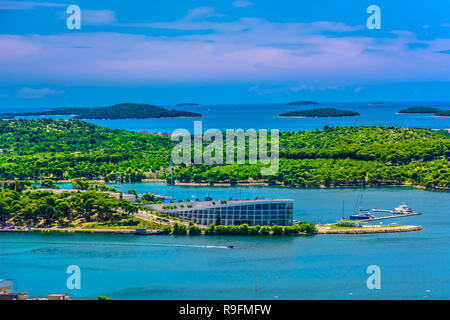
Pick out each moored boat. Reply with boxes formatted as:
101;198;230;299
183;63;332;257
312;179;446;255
393;202;414;214
349;212;375;220
134;228;168;235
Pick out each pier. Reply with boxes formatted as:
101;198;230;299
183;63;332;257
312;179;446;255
360;212;422;222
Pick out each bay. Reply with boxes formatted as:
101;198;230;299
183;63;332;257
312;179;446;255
1;184;449;300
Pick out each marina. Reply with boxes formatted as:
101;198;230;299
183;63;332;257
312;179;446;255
349;202;422;222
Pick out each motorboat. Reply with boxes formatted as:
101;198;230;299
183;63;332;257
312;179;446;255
393;202;414;214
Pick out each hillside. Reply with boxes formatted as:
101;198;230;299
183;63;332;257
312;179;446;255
0;119;448;189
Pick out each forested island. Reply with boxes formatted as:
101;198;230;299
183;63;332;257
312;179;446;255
286;101;319;105
435;110;450;117
0;103;201;120
279;108;359;117
0;119;448;190
175;103;201;107
398;106;442;114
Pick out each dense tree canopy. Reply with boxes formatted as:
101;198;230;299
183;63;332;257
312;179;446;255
0;188;139;226
0;119;448;189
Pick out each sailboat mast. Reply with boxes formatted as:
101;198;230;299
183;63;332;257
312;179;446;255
353;178;365;214
170;157;173;186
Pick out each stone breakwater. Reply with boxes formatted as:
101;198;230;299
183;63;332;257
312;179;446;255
317;225;423;234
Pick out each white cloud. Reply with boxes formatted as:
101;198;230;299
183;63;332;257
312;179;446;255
185;7;224;20
0;1;66;10
232;1;253;8
82;9;117;25
2;12;450;87
354;86;364;93
17;87;65;99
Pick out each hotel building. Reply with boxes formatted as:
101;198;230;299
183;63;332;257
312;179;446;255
148;199;294;226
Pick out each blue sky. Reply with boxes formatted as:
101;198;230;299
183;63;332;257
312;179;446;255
1;0;450;107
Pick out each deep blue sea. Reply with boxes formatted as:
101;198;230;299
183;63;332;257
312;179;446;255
0;102;449;300
4;101;450;132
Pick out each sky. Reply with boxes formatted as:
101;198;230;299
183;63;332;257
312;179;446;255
1;0;450;107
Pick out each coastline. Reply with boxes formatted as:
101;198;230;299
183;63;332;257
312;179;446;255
1;225;423;235
5;178;450;191
0;227;136;234
277;115;358;118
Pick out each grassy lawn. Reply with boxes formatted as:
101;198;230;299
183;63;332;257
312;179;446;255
77;217;168;230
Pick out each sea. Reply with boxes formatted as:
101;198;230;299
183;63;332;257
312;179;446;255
0;102;449;300
4;101;450;133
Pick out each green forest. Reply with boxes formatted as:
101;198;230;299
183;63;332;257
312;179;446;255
0;188;140;227
0;119;448;189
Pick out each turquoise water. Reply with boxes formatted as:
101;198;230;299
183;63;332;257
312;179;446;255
1;184;449;300
8;101;450;132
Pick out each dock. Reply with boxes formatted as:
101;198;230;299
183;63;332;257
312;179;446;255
360;212;422;222
150;193;174;200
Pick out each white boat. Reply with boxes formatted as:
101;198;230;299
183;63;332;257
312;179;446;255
393;202;414;214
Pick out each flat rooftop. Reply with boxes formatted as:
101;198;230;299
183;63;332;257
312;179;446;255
149;199;293;212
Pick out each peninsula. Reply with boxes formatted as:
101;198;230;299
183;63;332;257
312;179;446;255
279;108;359;117
0;103;202;120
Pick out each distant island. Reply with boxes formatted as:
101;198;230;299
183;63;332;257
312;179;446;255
279;108;359;118
398;106;442;114
369;102;384;105
286;101;320;105
435;110;450;117
0;103;202;120
175;103;201;107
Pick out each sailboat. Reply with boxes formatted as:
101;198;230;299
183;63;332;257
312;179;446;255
349;179;375;220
